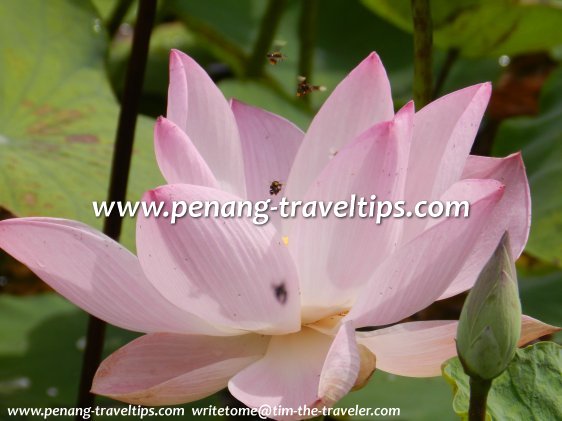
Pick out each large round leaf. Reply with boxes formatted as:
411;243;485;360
442;342;562;420
0;0;163;249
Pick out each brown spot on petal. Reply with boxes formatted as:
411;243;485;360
272;282;288;304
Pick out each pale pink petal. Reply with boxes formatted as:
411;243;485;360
347;179;504;327
519;315;561;345
285;52;394;203
231;99;303;229
358;320;457;377
167;51;188;131
0;218;229;335
318;321;360;407
229;328;332;419
440;152;531;298
167;50;246;196
154;117;219;188
136;184;301;335
403;83;492;244
290;104;413;323
357;315;560;378
92;333;268;405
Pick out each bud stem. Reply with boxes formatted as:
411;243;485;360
468;377;492;421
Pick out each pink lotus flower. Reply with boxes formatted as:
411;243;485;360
0;50;557;418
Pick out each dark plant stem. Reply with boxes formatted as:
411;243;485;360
410;0;433;108
433;48;459;98
298;0;319;81
468;377;492;421
75;0;157;418
107;0;135;39
246;0;288;77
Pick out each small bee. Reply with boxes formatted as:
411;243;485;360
269;180;283;195
267;41;287;65
296;76;326;97
273;282;288;305
266;48;286;65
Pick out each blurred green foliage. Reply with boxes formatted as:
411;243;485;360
494;68;562;267
0;294;136;410
337;372;456;420
362;0;562;57
519;269;562;342
0;0;561;419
